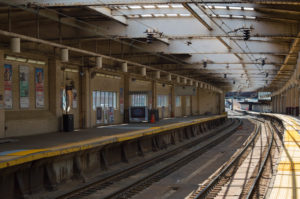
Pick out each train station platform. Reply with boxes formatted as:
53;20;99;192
262;113;300;199
0;114;225;170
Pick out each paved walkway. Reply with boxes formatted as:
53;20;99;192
264;114;300;199
0;114;225;170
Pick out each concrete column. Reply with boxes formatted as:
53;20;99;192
290;88;293;115
123;74;130;122
152;80;157;109
286;90;289;114
276;95;280;113
278;95;281;113
292;86;296;115
0;50;4;138
282;94;285;113
296;87;299;116
287;88;292;115
197;86;200;115
82;68;91;128
220;92;225;114
171;85;175;117
275;95;278;113
274;95;277;113
272;96;275;113
48;58;63;120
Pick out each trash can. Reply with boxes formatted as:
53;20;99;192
63;114;74;132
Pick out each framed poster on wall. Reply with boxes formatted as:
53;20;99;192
19;65;29;108
4;64;12;109
35;68;44;108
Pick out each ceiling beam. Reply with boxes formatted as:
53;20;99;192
182;3;213;31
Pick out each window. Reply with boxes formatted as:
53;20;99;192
176;96;181;107
93;91;118;109
157;95;168;107
186;96;191;107
93;91;96;110
131;93;147;106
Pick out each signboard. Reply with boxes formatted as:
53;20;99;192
258;92;271;101
35;68;44;108
19;65;29;108
4;64;12;109
174;86;196;96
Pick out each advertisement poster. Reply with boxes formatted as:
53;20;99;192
61;88;66;112
66;89;73;112
4;64;12;109
19;66;29;108
35;68;44;108
96;107;102;124
72;89;77;109
119;88;124;114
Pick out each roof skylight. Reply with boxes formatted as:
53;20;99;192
129;5;141;9
179;13;191;17
171;4;184;8
157;4;169;8
166;13;178;17
154;13;165;17
143;5;155;9
141;14;152;17
244;7;254;11
229;6;241;10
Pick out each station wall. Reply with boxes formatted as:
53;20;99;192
0;49;224;138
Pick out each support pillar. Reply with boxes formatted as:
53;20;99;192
171;85;175;117
272;96;275;113
292;86;296;115
123;74;130;122
276;96;278;112
197;86;201;115
281;92;286;113
277;95;280;113
48;58;63;130
0;50;4;138
82;68;91;128
296;87;299;116
286;90;290;114
151;80;157;109
290;88;293;115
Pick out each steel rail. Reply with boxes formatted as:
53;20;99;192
57;119;238;199
102;119;242;199
193;122;261;199
245;122;274;199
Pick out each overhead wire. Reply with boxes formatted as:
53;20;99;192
193;0;269;90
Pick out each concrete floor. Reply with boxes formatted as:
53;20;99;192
0;115;214;153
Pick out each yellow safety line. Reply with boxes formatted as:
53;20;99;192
0;114;226;169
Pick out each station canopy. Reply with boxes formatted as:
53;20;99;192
1;0;300;92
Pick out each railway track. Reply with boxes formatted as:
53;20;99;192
57;119;241;199
188;117;281;199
